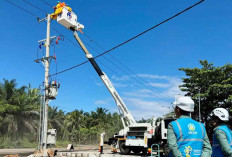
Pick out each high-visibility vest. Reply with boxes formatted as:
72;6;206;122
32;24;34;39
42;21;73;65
169;118;205;157
212;125;232;157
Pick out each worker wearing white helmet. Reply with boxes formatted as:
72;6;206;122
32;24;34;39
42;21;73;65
167;95;212;157
210;108;232;157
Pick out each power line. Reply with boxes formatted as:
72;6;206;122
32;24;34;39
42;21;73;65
50;60;89;76
4;0;38;17
3;0;89;77
94;0;205;59
21;0;47;13
39;0;53;8
4;0;203;100
97;61;172;100
50;26;81;48
82;33;173;99
17;0;205;79
49;33;173;100
22;0;81;48
79;35;172;99
50;0;205;75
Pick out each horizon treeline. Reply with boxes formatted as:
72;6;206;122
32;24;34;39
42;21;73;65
0;79;123;148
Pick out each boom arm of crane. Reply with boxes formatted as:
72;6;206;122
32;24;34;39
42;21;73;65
73;31;136;127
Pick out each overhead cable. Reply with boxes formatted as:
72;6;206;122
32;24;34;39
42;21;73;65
5;0;204;97
4;0;198;100
50;60;89;76
21;0;47;13
79;35;172;99
82;33;173;99
39;0;53;8
94;0;205;59
50;0;206;75
3;0;90;77
4;0;38;17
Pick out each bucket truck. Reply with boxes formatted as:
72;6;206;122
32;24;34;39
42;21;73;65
55;6;175;155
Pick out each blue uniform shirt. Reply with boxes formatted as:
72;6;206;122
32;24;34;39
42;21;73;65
168;115;212;157
212;125;232;157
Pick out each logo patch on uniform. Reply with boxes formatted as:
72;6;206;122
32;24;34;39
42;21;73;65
188;123;197;134
184;146;192;157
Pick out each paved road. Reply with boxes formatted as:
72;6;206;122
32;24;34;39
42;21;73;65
0;145;103;157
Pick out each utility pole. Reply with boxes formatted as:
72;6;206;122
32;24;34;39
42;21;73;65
194;87;201;122
36;14;59;156
42;14;51;154
198;88;201;122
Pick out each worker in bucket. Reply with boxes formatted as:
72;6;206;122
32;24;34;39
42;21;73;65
51;1;66;19
210;108;232;157
167;95;212;157
66;4;72;11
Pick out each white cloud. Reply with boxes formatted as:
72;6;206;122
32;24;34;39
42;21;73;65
124;97;172;120
111;82;128;88
93;73;185;120
111;75;130;81
95;82;103;87
94;98;112;105
137;74;168;79
95;76;128;88
149;83;170;88
123;89;168;99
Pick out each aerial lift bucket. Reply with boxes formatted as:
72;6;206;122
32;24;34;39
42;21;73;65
57;7;84;31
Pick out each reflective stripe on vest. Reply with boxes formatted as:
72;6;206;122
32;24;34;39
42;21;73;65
212;125;232;157
169;118;205;157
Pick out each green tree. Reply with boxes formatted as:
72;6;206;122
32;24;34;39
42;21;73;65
0;79;40;147
0;79;126;147
48;106;65;139
63;109;85;143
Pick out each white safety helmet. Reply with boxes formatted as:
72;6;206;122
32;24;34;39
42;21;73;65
173;96;194;112
211;108;229;121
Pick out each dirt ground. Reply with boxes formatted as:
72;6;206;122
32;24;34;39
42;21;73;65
0;145;165;157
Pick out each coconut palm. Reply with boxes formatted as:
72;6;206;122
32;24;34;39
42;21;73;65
0;79;40;143
48;106;65;138
63;109;85;142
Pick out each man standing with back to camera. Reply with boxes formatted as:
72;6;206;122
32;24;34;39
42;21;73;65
210;108;232;157
167;95;212;157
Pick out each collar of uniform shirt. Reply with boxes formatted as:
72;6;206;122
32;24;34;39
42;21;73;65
179;115;191;118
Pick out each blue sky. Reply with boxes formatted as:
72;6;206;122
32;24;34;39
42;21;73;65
1;0;232;119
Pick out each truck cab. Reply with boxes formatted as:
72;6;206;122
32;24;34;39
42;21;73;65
152;117;176;155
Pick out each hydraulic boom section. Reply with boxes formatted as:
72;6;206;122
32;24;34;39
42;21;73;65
73;31;136;127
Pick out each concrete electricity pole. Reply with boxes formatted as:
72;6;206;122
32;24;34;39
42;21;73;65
42;13;51;152
36;14;58;156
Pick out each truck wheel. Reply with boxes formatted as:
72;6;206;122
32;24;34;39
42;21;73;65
163;143;170;156
142;148;147;155
131;148;141;154
119;142;131;155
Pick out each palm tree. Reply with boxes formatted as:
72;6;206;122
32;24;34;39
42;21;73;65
0;79;40;144
63;109;85;143
48;106;65;138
